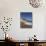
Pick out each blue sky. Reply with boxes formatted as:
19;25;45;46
20;12;32;22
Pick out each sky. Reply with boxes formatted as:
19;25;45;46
20;12;32;22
